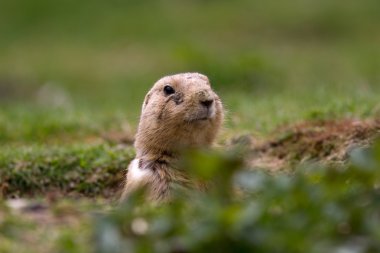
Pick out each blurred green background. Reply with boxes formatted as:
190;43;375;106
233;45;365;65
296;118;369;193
1;0;380;142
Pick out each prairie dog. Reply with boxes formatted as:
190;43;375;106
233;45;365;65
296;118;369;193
121;73;224;203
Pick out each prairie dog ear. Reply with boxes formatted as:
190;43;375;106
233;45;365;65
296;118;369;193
142;92;152;110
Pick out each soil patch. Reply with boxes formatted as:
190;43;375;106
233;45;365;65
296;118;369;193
234;118;380;172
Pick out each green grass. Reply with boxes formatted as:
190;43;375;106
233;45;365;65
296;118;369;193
0;144;134;198
0;105;132;143
0;198;97;253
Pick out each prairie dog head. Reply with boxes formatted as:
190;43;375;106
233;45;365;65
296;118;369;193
135;73;224;157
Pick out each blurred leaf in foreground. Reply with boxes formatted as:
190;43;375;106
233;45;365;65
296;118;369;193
95;139;380;253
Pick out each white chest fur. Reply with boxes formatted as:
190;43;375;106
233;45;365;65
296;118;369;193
127;159;152;182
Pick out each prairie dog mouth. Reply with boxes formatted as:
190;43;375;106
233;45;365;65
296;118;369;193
185;108;215;122
185;117;210;123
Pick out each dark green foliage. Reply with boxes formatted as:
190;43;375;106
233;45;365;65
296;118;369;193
96;141;380;253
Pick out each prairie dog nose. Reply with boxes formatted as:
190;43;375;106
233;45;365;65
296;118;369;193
200;99;214;108
197;90;213;107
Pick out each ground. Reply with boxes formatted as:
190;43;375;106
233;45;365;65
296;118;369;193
1;118;379;252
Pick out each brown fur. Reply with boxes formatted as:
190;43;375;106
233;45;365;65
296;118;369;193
120;73;224;203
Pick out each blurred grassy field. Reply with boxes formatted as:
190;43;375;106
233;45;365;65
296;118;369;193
1;0;380;144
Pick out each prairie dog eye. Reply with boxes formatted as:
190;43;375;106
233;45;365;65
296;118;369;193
163;85;175;95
